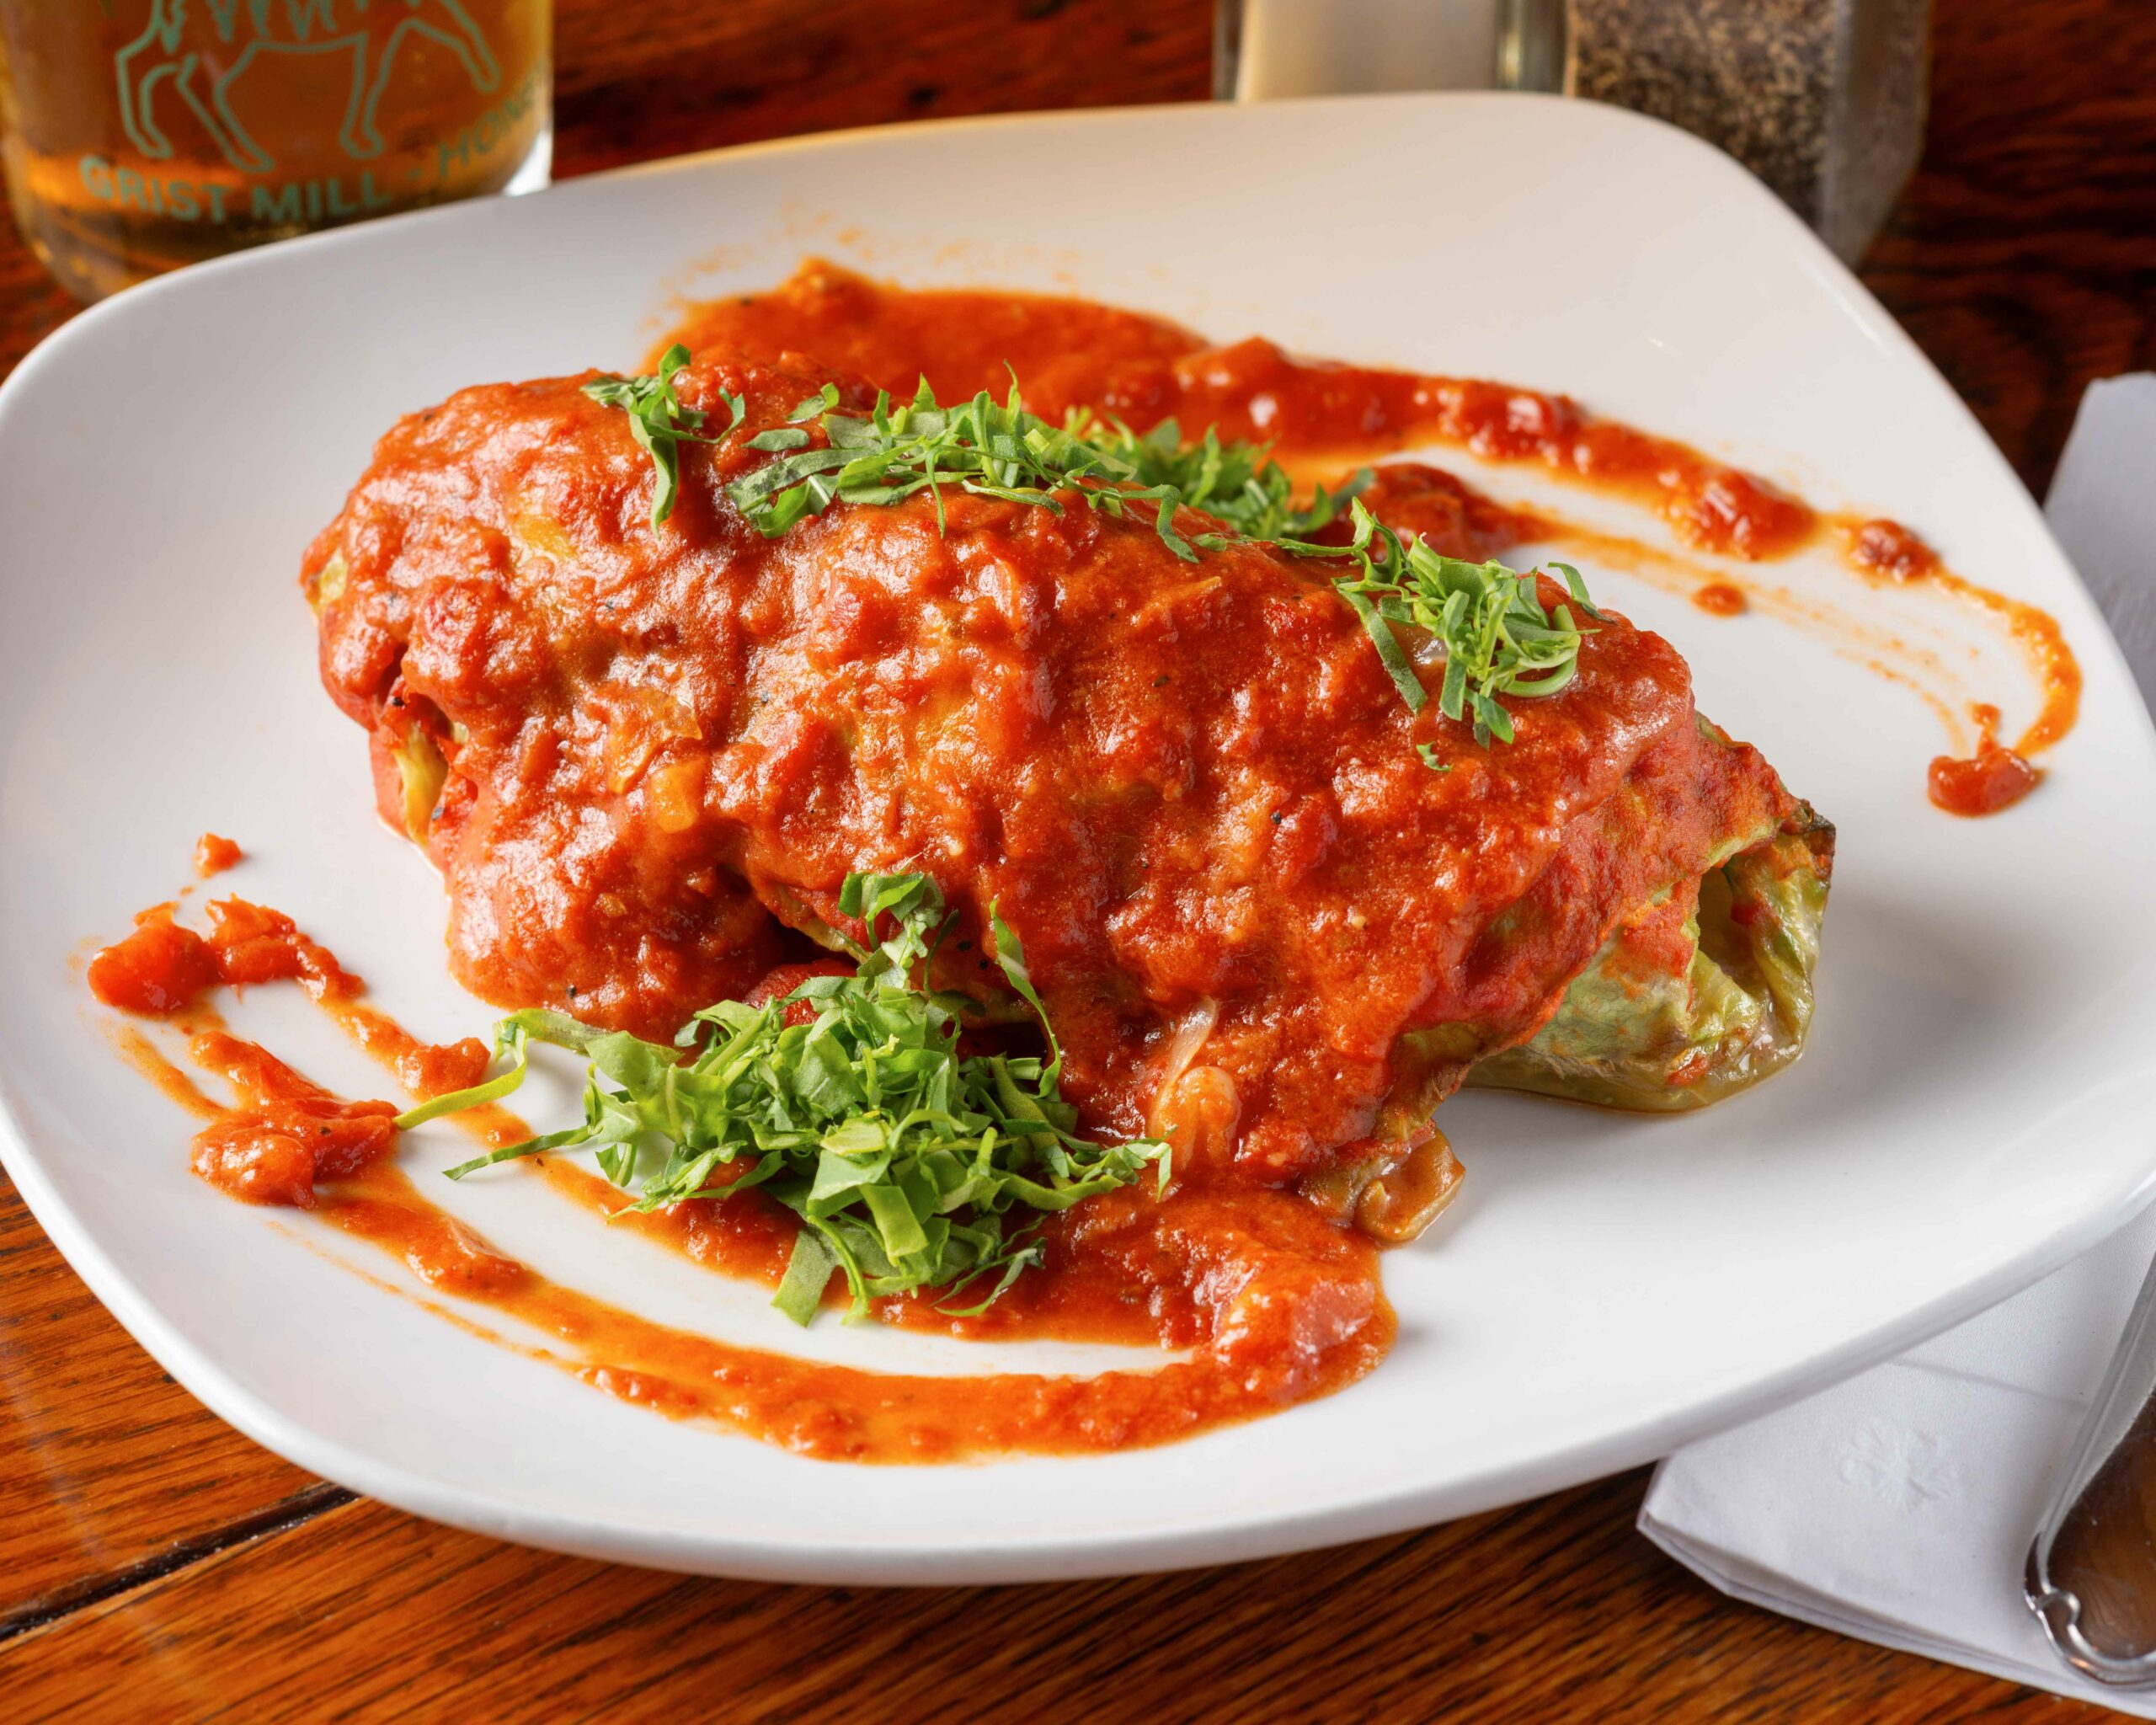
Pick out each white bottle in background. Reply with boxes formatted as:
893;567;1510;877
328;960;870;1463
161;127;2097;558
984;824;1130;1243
1228;0;1500;100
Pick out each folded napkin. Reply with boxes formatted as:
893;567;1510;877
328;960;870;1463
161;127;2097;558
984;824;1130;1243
1641;374;2156;1714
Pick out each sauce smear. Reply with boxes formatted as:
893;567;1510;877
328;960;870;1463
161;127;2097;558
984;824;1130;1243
312;1162;1387;1463
1846;517;2079;768
185;1019;400;1207
91;895;1394;1461
88;893;496;1104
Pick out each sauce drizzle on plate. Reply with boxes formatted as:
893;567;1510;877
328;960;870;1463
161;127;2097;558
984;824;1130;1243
91;890;1393;1461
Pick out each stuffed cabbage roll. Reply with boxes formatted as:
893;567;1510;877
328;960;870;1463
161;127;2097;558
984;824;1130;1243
302;341;1829;1242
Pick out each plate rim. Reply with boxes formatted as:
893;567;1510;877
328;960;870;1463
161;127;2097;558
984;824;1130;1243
5;90;2154;1584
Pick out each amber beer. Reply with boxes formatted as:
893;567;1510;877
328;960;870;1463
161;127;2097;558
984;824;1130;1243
0;0;550;299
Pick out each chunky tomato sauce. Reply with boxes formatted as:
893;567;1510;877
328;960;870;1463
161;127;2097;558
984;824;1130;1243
88;895;496;1102
104;992;401;1211
193;832;243;877
1925;703;2043;817
536;1152;1396;1354
184;1022;402;1207
1928;739;2042;817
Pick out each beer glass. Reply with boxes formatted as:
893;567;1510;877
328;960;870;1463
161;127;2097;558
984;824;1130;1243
0;0;551;300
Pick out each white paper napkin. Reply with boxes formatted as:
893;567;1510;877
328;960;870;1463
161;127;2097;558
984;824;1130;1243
1641;374;2156;1714
2047;378;2156;718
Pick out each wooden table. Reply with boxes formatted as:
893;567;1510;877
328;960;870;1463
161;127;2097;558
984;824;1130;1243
3;1;2148;1717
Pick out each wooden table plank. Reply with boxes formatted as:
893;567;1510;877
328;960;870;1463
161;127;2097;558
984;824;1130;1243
1860;0;2156;494
2;0;2150;1716
0;1479;2111;1724
551;0;1212;171
0;1172;339;1632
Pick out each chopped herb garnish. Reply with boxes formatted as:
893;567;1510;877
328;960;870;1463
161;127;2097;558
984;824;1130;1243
580;344;741;529
398;872;1169;1325
593;348;1599;751
720;378;1364;556
723;377;1195;546
1060;411;1369;542
1274;508;1604;747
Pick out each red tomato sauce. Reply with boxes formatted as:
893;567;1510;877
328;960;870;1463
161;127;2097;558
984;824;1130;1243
670;262;2079;810
533;1153;1372;1353
109;1003;400;1209
1929;740;2041;817
184;1019;401;1207
316;1159;1387;1464
1927;703;2042;817
91;885;501;1114
193;832;243;876
668;261;1816;561
88;895;360;1015
88;904;221;1013
1844;516;2080;769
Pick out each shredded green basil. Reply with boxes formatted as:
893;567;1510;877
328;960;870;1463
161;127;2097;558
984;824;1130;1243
398;873;1168;1326
579;344;741;529
1273;507;1604;746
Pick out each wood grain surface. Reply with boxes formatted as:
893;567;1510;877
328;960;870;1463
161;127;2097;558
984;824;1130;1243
1;0;2149;1717
0;1178;338;1632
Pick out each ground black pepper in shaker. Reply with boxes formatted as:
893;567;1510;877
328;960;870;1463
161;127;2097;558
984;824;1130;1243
1563;0;1929;263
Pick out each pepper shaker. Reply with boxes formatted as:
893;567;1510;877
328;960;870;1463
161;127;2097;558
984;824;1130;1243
1518;0;1931;263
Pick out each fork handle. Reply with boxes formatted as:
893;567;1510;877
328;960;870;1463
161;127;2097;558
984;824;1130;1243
2026;1244;2156;1685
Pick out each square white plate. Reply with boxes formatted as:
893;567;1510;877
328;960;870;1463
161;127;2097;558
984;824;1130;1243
3;93;2154;1584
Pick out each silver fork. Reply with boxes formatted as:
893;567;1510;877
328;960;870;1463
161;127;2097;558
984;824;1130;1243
2026;1246;2156;1685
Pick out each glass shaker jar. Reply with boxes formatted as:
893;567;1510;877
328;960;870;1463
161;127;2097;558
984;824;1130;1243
1550;0;1929;264
0;0;552;300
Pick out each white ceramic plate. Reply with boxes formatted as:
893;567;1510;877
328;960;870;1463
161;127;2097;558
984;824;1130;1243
3;94;2154;1585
